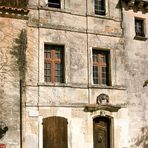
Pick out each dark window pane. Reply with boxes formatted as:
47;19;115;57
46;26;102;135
102;79;106;85
55;63;63;82
102;73;106;78
94;79;99;84
102;67;106;72
44;63;51;82
135;19;144;37
95;0;105;15
47;63;51;69
48;0;61;8
93;66;99;84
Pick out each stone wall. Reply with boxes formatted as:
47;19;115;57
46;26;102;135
1;0;147;148
122;4;148;147
25;0;129;148
0;17;27;147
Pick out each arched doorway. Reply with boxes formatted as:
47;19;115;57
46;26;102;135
93;116;111;148
43;116;68;148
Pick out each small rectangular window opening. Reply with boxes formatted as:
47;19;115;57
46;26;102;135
48;0;61;8
95;0;106;15
135;18;145;37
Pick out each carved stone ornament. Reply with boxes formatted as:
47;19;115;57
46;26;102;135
96;93;109;105
84;93;123;112
125;0;148;12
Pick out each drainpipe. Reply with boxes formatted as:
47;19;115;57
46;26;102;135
20;79;23;148
86;0;90;104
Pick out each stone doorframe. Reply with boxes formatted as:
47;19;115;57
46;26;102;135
91;111;114;148
38;116;43;148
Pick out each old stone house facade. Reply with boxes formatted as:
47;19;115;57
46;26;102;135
0;0;148;148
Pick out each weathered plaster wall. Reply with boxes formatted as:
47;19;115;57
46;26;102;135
0;17;27;147
123;6;148;148
25;0;129;148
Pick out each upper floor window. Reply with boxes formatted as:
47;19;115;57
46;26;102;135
44;45;64;83
135;18;145;37
48;0;61;8
94;0;105;15
93;49;110;85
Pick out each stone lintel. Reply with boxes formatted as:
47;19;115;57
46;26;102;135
84;104;122;112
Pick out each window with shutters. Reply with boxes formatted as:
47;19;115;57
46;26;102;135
94;0;106;15
44;44;64;83
43;116;68;148
93;49;110;85
48;0;61;8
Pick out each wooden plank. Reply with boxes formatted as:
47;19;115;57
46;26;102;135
43;116;68;148
93;117;110;148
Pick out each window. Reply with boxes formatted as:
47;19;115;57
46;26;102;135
93;49;110;85
94;0;105;15
44;45;64;83
48;0;61;8
135;18;145;37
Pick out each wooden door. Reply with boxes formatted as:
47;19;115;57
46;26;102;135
93;117;110;148
43;116;68;148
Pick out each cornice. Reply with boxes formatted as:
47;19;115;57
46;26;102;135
124;0;148;12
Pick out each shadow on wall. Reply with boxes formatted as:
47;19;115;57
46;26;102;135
10;29;27;81
132;126;148;148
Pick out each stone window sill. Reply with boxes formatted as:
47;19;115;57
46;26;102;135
134;35;148;41
87;14;121;22
89;84;126;90
37;82;126;90
39;6;71;14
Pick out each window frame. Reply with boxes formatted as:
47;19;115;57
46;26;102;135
92;49;111;86
94;0;106;16
44;44;65;83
